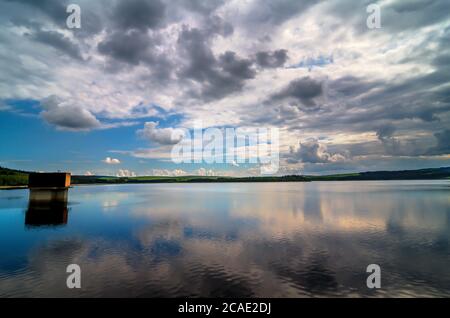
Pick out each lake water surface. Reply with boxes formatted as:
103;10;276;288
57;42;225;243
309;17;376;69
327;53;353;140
0;181;449;297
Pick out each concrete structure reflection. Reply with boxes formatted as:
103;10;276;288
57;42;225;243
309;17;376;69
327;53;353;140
25;172;71;228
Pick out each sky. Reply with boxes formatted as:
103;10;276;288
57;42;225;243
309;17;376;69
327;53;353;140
0;0;449;177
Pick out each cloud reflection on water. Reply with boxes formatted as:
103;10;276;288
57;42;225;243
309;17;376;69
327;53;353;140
0;181;449;297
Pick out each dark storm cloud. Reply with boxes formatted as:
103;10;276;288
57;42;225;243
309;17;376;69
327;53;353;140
174;16;290;101
436;130;450;150
249;70;450;160
219;51;256;79
255;49;288;68
97;30;154;65
177;26;257;101
177;27;217;81
376;124;396;141
278;70;450;158
328;76;381;98
3;0;287;104
430;129;450;154
27;30;83;60
270;77;323;107
371;124;436;157
40;96;101;130
112;0;166;31
376;71;450;102
96;12;236;89
286;139;345;164
327;72;450;126
341;71;450;126
374;124;406;156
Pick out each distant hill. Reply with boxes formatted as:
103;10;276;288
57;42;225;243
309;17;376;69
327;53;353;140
0;166;29;186
71;174;310;184
307;167;450;181
1;166;449;187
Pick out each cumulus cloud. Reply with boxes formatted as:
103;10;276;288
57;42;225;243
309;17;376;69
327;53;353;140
149;169;187;176
287;140;347;164
103;157;121;165
40;96;101;131
197;168;215;176
137;122;184;145
116;169;136;177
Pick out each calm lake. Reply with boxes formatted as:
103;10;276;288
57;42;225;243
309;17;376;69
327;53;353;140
0;181;449;297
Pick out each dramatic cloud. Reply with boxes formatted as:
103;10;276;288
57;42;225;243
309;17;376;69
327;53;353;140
270;77;324;107
177;25;257;101
287;140;346;164
374;125;420;157
255;49;288;68
219;51;256;80
97;30;155;65
1;0;450;174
